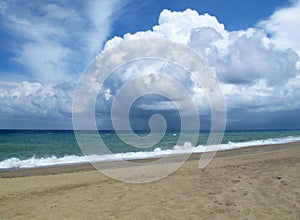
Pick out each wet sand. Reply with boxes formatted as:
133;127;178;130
0;143;299;219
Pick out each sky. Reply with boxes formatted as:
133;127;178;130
0;0;300;130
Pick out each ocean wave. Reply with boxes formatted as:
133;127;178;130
0;135;299;170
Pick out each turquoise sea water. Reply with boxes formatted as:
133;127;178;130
0;129;300;169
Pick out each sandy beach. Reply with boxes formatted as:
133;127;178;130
0;142;299;219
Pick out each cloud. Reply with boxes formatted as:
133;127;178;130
85;0;122;55
103;8;300;115
192;28;299;85
1;5;300;129
258;0;300;56
222;76;300;112
0;81;73;117
0;0;122;83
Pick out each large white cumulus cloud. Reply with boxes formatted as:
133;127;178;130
106;9;299;84
104;8;300;113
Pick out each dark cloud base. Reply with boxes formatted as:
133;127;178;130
2;109;299;131
226;109;300;130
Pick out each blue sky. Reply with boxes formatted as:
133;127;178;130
111;0;290;36
0;0;300;129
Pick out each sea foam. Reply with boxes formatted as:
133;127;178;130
0;135;299;170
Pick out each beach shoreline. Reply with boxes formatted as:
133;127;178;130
1;141;299;178
1;142;299;219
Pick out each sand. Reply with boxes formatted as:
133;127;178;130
0;143;299;219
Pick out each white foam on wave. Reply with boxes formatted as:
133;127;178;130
0;135;299;170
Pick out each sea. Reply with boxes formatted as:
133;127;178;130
0;129;300;170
